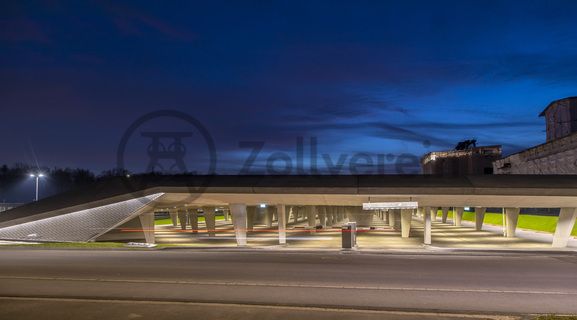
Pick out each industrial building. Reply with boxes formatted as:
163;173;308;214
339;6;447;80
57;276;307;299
494;97;577;174
421;144;502;176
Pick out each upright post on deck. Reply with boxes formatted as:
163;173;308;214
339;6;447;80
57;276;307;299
230;203;248;246
423;207;432;245
317;206;327;228
188;207;199;233
552;208;577;248
177;209;188;230
504;208;520;238
430;207;438;222
401;209;412;238
454;207;464;226
203;206;216;237
388;210;396;228
139;211;155;244
246;206;256;231
169;210;178;227
441;207;449;223
475;207;486;231
264;206;273;228
306;206;316;227
277;204;287;245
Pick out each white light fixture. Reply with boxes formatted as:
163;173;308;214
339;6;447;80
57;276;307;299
464;207;471;211
29;172;46;201
362;202;418;210
259;204;266;208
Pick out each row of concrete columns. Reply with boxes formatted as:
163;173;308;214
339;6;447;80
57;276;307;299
169;207;218;236
418;206;577;248
227;204;358;246
160;204;576;249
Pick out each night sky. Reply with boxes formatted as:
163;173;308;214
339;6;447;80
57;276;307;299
2;0;577;175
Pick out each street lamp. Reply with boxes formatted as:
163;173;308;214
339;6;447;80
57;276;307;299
29;173;45;202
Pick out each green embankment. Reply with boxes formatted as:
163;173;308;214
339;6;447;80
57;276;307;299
438;211;577;236
155;215;225;226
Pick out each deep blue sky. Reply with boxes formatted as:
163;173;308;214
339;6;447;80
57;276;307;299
2;0;577;175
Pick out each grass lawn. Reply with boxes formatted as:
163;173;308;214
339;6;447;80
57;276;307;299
438;211;577;236
155;215;226;225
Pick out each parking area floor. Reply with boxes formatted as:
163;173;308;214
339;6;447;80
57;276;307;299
154;215;575;250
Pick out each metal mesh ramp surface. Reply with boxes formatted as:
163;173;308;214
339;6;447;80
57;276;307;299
0;193;163;242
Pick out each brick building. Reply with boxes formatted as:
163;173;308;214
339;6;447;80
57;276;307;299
494;97;577;175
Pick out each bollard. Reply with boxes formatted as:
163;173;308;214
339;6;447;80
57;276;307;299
342;221;357;249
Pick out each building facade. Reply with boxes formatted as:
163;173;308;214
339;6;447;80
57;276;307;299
494;97;577;175
541;96;577;142
421;145;502;176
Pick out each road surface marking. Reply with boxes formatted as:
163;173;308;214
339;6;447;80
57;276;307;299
0;276;575;296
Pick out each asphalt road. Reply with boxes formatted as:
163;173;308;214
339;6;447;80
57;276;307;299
0;249;576;319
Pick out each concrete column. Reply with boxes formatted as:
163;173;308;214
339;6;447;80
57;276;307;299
388;210;395;227
401;209;412;238
552;208;577;248
384;210;390;224
246;206;256;231
277;204;287;245
230;203;247;246
454;207;464;226
430;207;438;222
292;206;299;223
424;206;431;245
326;207;333;227
331;207;336;222
177;210;188;230
441;207;449;223
188;208;199;233
475;207;486;231
306;206;316;227
317;206;327;228
395;209;402;230
264;206;273;228
286;206;292;224
169;211;178;227
203;206;216;237
504;208;521;238
332;207;338;225
223;209;230;221
138;212;155;244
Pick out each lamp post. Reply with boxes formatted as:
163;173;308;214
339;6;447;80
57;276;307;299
29;173;45;202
